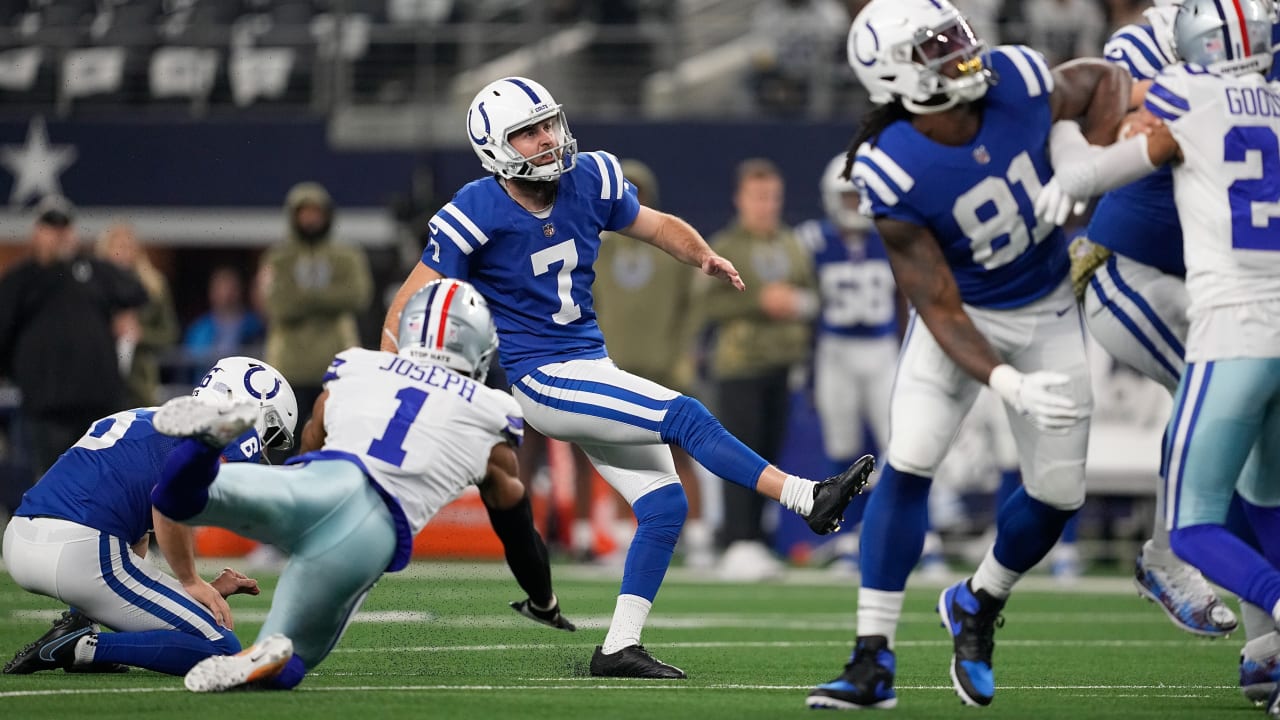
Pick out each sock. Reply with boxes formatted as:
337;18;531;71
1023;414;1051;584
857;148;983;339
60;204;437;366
92;629;241;676
992;487;1076;573
601;594;652;654
73;634;97;666
972;546;1021;599
1242;601;1275;643
780;475;814;516
859;464;930;591
1169;524;1280;618
264;654;306;690
150;439;222;521
856;588;905;647
1142;538;1176;567
659;395;766;490
1243;630;1280;661
530;594;558;613
619;484;686;601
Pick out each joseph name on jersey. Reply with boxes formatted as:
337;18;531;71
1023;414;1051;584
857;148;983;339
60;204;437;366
1145;64;1280;357
17;408;259;544
296;348;524;568
851;45;1067;309
421;151;641;382
794;218;897;338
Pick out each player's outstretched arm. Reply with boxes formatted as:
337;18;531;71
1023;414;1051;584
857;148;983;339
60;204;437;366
152;507;236;629
479;442;575;632
622;206;745;291
1050;58;1132;144
381;262;444;352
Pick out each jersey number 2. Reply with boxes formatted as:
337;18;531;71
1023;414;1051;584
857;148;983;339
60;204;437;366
1225;126;1280;251
531;239;582;325
367;387;429;466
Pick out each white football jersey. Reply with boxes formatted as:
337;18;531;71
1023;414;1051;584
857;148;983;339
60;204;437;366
1146;65;1280;359
319;347;523;534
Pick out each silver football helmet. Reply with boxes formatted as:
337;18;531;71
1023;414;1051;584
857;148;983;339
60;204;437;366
847;0;992;114
1172;0;1273;76
820;154;872;233
398;278;498;383
467;76;577;181
192;356;298;450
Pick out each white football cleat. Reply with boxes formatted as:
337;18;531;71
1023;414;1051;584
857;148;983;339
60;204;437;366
154;396;258;449
184;634;293;692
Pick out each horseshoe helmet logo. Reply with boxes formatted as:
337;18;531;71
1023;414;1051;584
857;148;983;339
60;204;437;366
244;364;282;400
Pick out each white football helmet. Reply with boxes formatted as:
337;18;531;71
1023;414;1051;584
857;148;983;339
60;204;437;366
467;77;578;181
847;0;991;114
820;154;872;233
398;278;498;383
192;356;298;450
1172;0;1273;76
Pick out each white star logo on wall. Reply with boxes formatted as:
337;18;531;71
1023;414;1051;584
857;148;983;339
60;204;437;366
1;116;77;207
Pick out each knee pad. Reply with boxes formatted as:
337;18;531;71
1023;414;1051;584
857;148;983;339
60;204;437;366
1022;471;1086;511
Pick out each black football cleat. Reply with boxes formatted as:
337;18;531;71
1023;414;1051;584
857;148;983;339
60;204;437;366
807;454;875;535
4;610;96;674
510;598;576;632
589;645;687;679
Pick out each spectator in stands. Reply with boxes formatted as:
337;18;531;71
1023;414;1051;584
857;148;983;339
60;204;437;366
1024;0;1108;65
258;182;373;450
593;159;713;569
95;222;179;408
0;196;147;490
749;0;848;115
183;265;266;380
697;158;818;580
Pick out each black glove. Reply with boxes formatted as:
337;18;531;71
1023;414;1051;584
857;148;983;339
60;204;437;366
510;598;576;632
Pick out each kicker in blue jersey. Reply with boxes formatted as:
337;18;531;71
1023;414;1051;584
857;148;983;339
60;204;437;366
422;150;640;382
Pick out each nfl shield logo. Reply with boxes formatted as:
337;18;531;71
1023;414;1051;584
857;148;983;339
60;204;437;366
543;223;555;237
973;145;991;165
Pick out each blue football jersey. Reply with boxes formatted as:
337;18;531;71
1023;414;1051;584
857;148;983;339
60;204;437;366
851;46;1067;309
1088;23;1184;276
795;219;897;338
16;409;263;543
422;151;641;382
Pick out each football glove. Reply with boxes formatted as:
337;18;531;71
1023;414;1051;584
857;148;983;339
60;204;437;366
988;364;1085;433
510;598;576;632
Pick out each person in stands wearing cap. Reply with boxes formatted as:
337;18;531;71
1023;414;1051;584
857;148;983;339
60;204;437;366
0;196;147;511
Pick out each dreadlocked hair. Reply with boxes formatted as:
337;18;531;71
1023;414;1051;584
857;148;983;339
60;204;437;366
840;100;913;180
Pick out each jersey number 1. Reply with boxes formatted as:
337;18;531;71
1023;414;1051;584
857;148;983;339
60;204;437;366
367;387;429;466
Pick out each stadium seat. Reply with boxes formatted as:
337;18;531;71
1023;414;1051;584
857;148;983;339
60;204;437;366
149;46;219;104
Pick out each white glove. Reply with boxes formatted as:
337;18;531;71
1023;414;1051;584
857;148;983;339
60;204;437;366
988;364;1085;433
1034;177;1089;226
